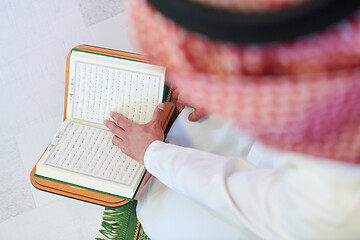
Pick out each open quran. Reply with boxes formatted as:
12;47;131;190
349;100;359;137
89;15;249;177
31;45;174;206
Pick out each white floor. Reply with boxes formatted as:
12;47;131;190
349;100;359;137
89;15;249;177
0;0;137;239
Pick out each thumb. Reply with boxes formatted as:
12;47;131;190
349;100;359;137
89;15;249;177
188;108;207;122
150;103;166;125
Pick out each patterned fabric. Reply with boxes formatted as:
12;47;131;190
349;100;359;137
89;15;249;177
129;0;360;164
97;201;151;240
137;225;151;240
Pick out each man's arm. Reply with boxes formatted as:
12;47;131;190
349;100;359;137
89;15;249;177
104;103;360;240
144;141;360;240
144;140;276;239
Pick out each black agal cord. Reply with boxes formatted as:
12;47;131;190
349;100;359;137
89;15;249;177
148;0;360;44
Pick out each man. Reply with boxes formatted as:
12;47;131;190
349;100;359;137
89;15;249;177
105;0;360;239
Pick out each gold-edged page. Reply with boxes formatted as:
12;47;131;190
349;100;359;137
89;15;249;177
66;50;166;126
36;120;146;198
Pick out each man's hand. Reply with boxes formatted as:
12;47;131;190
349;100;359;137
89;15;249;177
104;103;166;165
172;88;207;121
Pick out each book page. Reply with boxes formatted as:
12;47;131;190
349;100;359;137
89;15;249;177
36;120;145;198
66;50;166;126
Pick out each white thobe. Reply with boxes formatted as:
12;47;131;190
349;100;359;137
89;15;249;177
137;108;360;240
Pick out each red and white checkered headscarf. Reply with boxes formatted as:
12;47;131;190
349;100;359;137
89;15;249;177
129;0;360;164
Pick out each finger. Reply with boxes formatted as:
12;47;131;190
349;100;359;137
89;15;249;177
112;136;130;157
111;135;123;147
110;112;131;129
188;109;207;122
175;101;185;112
172;89;185;112
150;103;166;125
172;88;180;100
104;119;125;138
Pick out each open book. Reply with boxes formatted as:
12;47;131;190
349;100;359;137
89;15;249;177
32;46;173;203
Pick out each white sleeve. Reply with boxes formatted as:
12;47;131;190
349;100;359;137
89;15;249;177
144;140;360;240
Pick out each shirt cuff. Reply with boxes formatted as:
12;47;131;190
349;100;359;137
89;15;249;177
144;140;164;169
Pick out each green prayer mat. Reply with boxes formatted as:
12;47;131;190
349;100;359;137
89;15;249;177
96;201;151;240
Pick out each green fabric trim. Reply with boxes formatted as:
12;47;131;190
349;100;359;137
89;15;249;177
163;83;171;103
72;49;142;63
97;201;150;240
